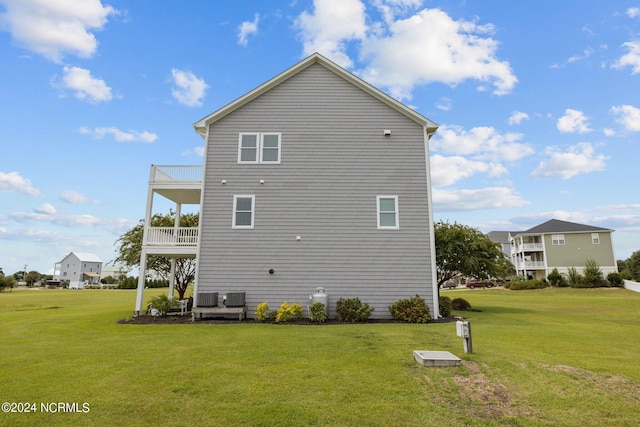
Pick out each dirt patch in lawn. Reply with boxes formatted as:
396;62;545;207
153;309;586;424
449;361;535;422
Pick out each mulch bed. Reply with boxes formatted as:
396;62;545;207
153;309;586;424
118;314;457;325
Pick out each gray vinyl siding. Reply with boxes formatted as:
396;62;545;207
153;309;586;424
197;63;434;319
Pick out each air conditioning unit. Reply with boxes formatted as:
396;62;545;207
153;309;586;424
197;292;218;307
225;292;246;307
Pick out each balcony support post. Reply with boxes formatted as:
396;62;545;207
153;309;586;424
134;252;148;316
168;258;176;300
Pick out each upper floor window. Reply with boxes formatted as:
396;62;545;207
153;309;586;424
238;133;281;164
551;234;565;245
232;195;255;229
377;196;399;229
591;233;600;244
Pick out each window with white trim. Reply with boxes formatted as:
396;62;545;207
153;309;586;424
377;196;399;229
551;234;565;245
238;133;281;164
232;195;255;229
591;233;600;244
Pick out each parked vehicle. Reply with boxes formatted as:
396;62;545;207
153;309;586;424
440;280;459;289
465;279;494;289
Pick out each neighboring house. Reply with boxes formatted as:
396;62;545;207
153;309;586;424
100;265;129;282
134;53;440;319
486;230;516;260
506;219;617;280
54;252;103;289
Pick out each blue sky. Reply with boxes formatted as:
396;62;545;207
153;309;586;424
1;0;639;275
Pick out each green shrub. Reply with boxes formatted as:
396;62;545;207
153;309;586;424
567;267;583;288
439;296;452;318
451;297;472;311
506;280;549;290
389;295;431;323
309;302;327;323
582;259;603;288
335;298;373;322
607;272;624;287
148;294;178;317
275;301;303;323
547;268;567;287
255;302;270;321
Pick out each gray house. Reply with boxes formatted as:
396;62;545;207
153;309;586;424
134;53;439;319
54;252;102;289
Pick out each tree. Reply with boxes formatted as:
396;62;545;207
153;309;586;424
434;221;511;290
114;211;198;299
25;271;42;286
0;275;17;292
621;250;640;281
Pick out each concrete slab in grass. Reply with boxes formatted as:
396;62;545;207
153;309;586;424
413;350;461;367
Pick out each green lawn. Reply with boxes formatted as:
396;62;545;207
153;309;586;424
1;287;639;426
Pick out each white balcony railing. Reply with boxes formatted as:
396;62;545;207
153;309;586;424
146;227;198;246
150;165;202;183
516;261;545;270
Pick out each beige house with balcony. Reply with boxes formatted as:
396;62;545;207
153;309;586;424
507;219;617;280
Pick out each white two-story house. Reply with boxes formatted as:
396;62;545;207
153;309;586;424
134;53;440;319
54;252;103;289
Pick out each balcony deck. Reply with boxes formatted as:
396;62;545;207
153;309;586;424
149;165;202;204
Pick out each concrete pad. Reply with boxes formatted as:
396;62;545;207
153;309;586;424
413;350;461;367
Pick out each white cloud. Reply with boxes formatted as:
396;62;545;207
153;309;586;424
359;8;517;99
627;7;640;18
79;126;157;143
557;109;592;133
295;2;517;99
0;171;40;197
431;125;534;162
295;0;367;68
531;143;608;179
430;155;507;187
508;111;529;125
170;68;208;107
0;0;117;63
34;203;56;215
433;187;528;211
238;13;259;46
611;104;640;132
436;97;452;111
55;66;113;103
613;41;640;74
60;190;92;204
372;0;422;23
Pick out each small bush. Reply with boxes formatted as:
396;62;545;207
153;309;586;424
581;259;603;288
275;301;303;323
309;302;327;323
606;272;624;288
335;298;373;322
439;296;452;318
148;294;178;317
505;280;549;290
389;295;431;323
567;267;583;288
255;302;270;321
451;298;472;311
547;268;567;287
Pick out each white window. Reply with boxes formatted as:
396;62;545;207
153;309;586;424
238;133;281;164
551;234;565;245
377;196;399;229
233;195;255;229
591;233;600;244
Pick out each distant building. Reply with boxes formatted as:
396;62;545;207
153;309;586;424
100;265;129;282
489;219;617;280
54;252;103;289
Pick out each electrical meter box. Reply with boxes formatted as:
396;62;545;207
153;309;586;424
456;320;470;338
